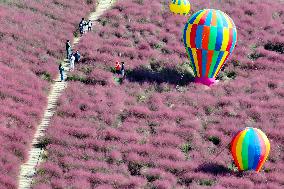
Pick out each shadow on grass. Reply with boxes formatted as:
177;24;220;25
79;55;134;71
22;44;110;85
196;163;231;175
126;67;194;86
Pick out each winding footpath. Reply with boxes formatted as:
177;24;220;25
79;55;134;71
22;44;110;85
18;1;116;188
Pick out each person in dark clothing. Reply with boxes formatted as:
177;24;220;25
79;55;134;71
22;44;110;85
66;40;72;59
121;62;125;78
74;50;81;63
59;63;64;81
79;18;86;36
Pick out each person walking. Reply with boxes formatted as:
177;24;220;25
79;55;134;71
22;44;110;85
59;63;64;81
121;62;125;79
87;20;92;31
70;54;75;71
66;40;71;59
79;18;86;36
74;50;81;63
115;61;121;76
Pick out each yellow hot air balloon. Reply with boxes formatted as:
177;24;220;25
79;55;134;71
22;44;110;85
169;0;191;16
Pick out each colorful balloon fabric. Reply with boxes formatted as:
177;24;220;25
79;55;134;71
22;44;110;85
169;0;191;15
183;9;237;86
230;127;270;172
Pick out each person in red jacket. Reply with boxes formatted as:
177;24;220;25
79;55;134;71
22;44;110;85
115;61;121;75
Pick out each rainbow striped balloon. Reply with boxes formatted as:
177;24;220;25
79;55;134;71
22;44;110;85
169;0;191;15
230;127;270;172
183;9;237;83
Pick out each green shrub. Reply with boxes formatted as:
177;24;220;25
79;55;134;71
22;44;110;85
208;136;221;145
198;179;215;186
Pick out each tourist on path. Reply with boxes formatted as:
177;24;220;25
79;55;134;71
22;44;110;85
66;40;72;59
88;20;92;31
79;18;86;36
59;63;64;81
74;50;81;63
70;54;75;71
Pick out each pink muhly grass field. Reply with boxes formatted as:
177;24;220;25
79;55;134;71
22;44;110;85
30;0;284;188
0;0;96;188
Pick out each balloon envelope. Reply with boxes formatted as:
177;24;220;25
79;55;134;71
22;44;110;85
183;9;237;86
230;127;270;172
169;0;191;15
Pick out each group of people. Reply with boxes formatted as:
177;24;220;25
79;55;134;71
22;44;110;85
79;18;92;36
58;17;127;82
66;40;81;70
115;61;126;79
59;40;81;81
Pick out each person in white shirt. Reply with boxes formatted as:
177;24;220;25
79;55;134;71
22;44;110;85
70;54;75;71
88;20;92;31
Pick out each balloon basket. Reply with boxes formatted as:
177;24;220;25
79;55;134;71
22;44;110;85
194;77;216;86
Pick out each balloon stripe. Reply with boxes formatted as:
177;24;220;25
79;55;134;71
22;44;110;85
189;10;203;24
202;26;210;49
192;48;200;77
227;14;236;28
196;49;203;77
208;26;217;50
205;10;213;26
186;48;197;76
256;129;270;172
226;28;233;51
215;26;223;51
185;24;192;47
251;129;262;170
205;50;214;77
211;51;224;77
211;10;217;26
193;11;207;24
231;130;245;171
255;129;266;172
199;10;209;25
221;27;229;51
220;11;229;28
214;51;229;77
183;22;188;47
195;25;203;49
223;12;233;28
190;24;197;48
241;130;250;170
247;128;256;170
236;130;248;170
216;11;223;28
230;28;237;52
201;50;208;77
177;0;181;5
173;0;177;4
208;51;219;77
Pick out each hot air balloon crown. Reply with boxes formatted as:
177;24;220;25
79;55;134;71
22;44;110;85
230;127;270;172
169;0;191;16
183;9;237;86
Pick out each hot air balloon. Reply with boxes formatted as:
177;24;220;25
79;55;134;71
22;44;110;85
230;127;270;172
169;0;191;16
183;9;237;86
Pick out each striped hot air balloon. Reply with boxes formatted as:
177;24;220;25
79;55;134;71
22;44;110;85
230;127;270;172
183;9;237;86
169;0;191;15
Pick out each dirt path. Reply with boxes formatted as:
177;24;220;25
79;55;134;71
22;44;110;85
18;1;115;188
